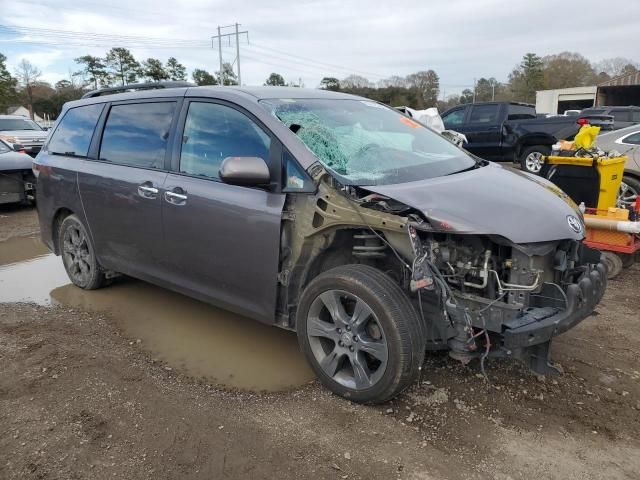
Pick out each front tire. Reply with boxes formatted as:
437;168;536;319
297;265;425;404
58;214;107;290
520;145;551;175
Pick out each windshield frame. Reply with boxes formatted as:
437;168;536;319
260;97;477;187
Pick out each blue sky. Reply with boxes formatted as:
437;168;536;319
1;0;639;95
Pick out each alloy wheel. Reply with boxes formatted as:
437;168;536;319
62;224;92;285
306;290;388;390
617;181;638;208
525;151;544;173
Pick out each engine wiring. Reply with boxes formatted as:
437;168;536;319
342;187;558;380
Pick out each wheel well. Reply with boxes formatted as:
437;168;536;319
285;228;406;328
516;137;554;158
51;207;73;254
623;170;640;182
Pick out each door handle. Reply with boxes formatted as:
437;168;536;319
138;183;159;199
164;189;187;206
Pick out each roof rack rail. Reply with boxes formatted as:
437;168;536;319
81;81;196;99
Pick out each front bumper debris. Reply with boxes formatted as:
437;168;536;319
503;261;606;349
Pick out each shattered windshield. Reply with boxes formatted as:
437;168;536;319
261;98;475;186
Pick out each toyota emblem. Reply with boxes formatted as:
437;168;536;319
567;215;583;234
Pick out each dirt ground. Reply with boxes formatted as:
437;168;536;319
1;204;639;480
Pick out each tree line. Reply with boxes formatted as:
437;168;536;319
320;52;638;112
1;48;638;121
0;47;238;119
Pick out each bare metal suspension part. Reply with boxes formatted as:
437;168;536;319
352;232;387;259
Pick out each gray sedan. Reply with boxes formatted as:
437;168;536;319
597;125;640;208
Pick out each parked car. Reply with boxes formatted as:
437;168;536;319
441;102;582;174
0;115;49;157
34;84;606;403
595;124;640;208
580;106;640;131
0;138;35;205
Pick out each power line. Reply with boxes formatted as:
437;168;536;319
248;43;387;79
0;24;478;88
0;25;210;47
1;25;389;80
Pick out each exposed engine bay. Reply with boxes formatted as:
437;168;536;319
278;166;607;375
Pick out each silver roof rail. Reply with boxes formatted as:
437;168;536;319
81;81;196;99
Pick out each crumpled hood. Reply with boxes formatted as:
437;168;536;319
364;163;585;244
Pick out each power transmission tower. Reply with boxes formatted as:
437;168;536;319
211;23;249;85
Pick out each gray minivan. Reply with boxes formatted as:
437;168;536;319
34;84;606;403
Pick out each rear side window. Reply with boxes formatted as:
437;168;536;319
47;104;104;157
507;104;536;120
99;102;175;169
179;102;271;180
469;104;499;123
622;132;640;145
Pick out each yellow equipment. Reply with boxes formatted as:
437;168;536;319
543;155;626;211
542;154;639;278
573;125;600;149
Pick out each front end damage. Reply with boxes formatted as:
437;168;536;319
278;165;607;375
405;224;606;374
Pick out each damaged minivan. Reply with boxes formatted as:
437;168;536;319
35;84;606;403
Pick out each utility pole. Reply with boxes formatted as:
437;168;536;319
235;23;241;86
217;26;223;79
472;78;477;103
211;24;249;85
491;79;496;101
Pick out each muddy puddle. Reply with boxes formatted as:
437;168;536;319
0;236;314;391
0;236;70;304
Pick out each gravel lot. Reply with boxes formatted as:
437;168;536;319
1;204;639;479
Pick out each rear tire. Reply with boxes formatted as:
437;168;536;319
58;214;107;290
601;251;623;279
520;145;551;175
297;264;425;404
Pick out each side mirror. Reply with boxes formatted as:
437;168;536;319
12;143;27;154
219;156;271;187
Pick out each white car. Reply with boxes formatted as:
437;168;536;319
596;125;640;208
0;139;35;205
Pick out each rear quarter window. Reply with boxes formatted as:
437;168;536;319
47;103;104;157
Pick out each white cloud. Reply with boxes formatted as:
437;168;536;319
1;0;639;91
